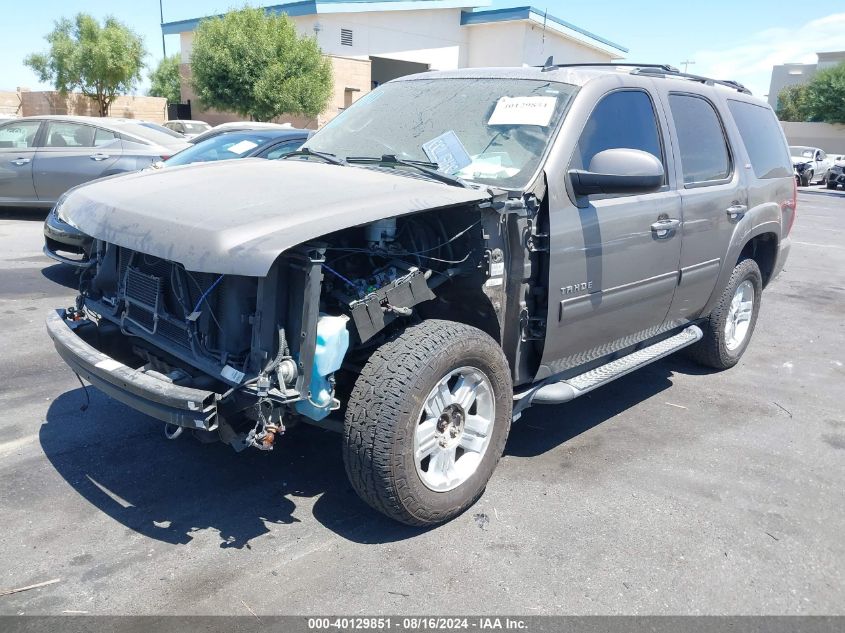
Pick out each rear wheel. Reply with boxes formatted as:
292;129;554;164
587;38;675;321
687;259;762;370
343;320;512;526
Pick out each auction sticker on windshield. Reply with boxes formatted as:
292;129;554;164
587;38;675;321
227;140;259;155
488;96;557;126
421;130;472;174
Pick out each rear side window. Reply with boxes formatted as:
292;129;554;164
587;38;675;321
669;94;731;185
573;90;664;171
728;100;791;179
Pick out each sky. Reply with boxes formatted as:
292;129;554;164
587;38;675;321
1;0;844;98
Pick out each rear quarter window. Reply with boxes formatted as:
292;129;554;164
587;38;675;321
727;100;792;179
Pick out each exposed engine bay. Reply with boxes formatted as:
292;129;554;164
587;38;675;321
66;202;517;451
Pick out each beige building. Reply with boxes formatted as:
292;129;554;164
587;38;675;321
163;0;627;127
768;50;845;110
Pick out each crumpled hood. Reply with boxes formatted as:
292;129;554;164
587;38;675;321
62;158;491;276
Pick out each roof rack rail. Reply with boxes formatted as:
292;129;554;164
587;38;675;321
537;58;751;95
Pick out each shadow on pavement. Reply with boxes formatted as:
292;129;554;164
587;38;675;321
41;388;429;549
41;355;704;548
0;207;50;221
40;262;81;290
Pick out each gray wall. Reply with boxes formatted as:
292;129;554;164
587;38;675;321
780;121;845;155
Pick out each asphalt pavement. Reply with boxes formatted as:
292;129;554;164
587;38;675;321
0;187;843;615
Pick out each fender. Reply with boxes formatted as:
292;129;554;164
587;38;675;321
699;201;781;317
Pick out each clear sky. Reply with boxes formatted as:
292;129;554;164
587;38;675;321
2;0;844;98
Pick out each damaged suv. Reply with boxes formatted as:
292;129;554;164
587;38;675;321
47;64;795;525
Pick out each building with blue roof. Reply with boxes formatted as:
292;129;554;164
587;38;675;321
164;0;626;126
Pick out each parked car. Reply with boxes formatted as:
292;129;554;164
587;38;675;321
187;121;293;145
46;64;794;526
790;145;833;185
43;128;308;264
0;115;190;208
158;127;308;168
827;162;845;189
162;119;212;139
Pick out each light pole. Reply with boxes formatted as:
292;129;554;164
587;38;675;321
159;0;166;57
681;59;695;73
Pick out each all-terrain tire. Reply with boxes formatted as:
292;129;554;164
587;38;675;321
686;258;763;370
343;320;512;526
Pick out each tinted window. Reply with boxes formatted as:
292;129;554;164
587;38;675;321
573;90;663;171
45;122;95;148
94;128;119;148
0;120;40;148
669;94;731;184
164;131;276;166
264;139;305;159
728;100;791;179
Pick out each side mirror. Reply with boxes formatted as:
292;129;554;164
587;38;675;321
569;148;664;196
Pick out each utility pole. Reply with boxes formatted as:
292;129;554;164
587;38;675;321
681;59;695;73
159;0;166;57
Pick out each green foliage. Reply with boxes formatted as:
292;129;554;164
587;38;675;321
148;55;182;104
190;7;333;121
775;84;808;122
802;62;845;124
776;62;845;124
24;13;146;117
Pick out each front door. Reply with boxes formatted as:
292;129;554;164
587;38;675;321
0;119;42;204
541;89;682;375
33;121;122;204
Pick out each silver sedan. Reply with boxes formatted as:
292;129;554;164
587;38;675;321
0;115;190;208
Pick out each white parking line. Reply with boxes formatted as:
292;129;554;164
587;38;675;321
0;433;40;455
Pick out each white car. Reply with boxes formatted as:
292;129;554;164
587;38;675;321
789;146;834;185
162;119;212;139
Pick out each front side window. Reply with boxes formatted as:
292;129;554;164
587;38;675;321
305;77;578;188
572;90;664;173
0;120;40;149
669;94;731;185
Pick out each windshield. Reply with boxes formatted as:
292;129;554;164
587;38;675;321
304;77;577;188
789;146;814;158
183;121;211;133
164;131;272;166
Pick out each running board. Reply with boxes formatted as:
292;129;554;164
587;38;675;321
520;325;703;408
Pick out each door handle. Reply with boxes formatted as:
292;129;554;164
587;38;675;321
650;218;680;239
10;158;30;166
89;153;110;161
726;204;747;220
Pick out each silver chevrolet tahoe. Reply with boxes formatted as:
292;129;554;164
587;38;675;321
47;63;795;525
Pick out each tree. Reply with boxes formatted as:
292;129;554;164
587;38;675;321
802;61;845;124
776;62;845;124
148;54;182;104
775;84;809;122
190;7;333;122
25;14;145;117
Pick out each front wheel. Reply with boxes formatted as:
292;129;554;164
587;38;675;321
686;258;762;370
343;320;512;526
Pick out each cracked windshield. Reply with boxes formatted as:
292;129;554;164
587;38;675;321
304;77;577;188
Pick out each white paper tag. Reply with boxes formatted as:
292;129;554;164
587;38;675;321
488;96;557;127
95;358;123;372
490;261;505;276
227;140;259;155
221;365;245;383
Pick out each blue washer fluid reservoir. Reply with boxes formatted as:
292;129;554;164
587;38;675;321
295;314;350;421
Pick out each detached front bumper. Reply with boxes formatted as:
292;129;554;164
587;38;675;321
46;309;219;429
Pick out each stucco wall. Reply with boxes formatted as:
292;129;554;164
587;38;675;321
0;90;166;122
180;55;371;128
463;20;615;68
780;121;845;154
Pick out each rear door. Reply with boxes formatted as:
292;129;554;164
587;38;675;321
541;87;683;373
661;90;746;324
33;121;121;203
0;119;42;204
